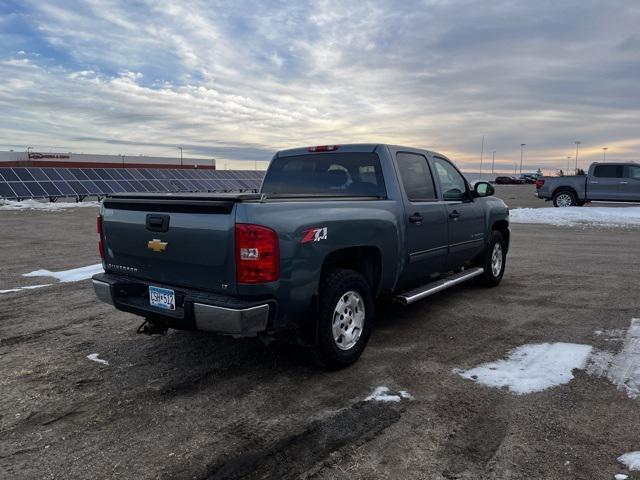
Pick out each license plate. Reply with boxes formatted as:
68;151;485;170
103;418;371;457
149;286;175;311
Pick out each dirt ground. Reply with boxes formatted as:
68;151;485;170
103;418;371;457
1;185;640;479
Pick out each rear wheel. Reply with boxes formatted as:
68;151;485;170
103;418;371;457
553;190;577;207
313;268;373;369
476;230;506;287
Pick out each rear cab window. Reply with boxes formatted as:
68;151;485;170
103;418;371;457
261;153;386;197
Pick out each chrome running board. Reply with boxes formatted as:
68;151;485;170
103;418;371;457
394;267;484;305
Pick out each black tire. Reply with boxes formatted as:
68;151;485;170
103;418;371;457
553;190;577;207
313;268;374;369
476;230;507;287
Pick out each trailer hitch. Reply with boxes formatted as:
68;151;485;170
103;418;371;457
137;319;168;336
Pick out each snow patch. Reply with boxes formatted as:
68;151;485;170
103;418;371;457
365;386;413;403
618;451;640;471
0;284;52;294
23;264;104;283
509;207;640;228
615;474;629;480
0;199;99;211
588;319;640;399
455;343;593;394
87;353;109;366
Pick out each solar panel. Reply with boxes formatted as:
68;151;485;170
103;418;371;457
0;166;265;201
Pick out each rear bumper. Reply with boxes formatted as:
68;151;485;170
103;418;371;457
92;273;272;336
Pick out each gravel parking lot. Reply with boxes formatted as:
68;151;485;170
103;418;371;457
1;185;640;479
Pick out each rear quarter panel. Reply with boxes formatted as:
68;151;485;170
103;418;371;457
236;200;403;328
538;176;586;200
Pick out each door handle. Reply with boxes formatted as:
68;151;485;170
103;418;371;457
408;213;424;223
590;181;598;184
620;181;628;184
449;210;461;219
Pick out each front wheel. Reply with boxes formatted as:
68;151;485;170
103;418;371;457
313;268;374;369
476;231;506;287
553;190;577;207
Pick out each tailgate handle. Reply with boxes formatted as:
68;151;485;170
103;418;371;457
146;214;170;232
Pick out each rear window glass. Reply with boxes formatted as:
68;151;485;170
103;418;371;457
261;153;387;197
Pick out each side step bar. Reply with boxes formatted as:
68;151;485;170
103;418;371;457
394;267;484;305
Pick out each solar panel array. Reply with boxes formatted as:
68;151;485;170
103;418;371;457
0;167;265;200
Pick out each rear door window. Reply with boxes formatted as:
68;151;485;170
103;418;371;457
593;165;623;178
396;152;437;201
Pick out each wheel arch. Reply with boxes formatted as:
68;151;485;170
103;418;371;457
320;246;382;296
552;186;578;200
491;219;510;254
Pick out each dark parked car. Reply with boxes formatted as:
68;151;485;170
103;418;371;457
93;144;510;367
494;176;524;185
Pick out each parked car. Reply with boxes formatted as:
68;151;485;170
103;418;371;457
494;176;524;185
92;144;510;367
536;162;640;207
519;174;537;184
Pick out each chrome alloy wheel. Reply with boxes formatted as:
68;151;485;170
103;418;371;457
332;290;365;350
491;243;503;278
556;193;573;207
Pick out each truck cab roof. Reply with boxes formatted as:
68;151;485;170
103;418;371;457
274;144;443;159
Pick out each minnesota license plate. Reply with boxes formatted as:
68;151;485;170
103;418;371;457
149;286;175;311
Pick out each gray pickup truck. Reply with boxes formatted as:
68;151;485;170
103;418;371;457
92;144;509;367
536;162;640;207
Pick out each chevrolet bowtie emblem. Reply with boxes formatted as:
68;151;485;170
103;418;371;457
147;238;168;252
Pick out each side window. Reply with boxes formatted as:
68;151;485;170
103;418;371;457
396;152;436;201
624;165;640;179
433;157;467;201
593;165;623;178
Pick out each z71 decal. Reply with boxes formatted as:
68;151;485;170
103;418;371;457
301;227;328;244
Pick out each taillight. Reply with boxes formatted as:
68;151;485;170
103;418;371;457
235;224;279;284
535;179;545;189
308;145;339;152
97;215;105;261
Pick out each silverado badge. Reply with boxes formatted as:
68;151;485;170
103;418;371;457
147;238;168;252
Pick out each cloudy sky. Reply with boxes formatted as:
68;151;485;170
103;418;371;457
0;0;639;172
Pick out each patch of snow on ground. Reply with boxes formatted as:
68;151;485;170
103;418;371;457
588;319;640;399
0;199;99;211
87;353;109;366
365;386;413;403
23;264;104;282
509;207;640;228
456;343;593;394
615;473;629;480
618;452;640;471
0;284;53;294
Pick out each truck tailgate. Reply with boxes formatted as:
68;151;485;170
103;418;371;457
101;194;254;294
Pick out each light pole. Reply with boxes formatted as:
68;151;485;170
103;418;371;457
566;156;572;175
491;150;496;176
479;136;484;180
574;141;581;173
602;147;608;162
178;147;183;168
26;146;32;159
519;144;526;174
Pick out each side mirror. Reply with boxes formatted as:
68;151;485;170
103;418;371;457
474;181;494;197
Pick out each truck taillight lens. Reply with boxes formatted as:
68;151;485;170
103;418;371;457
97;215;105;260
535;179;545;189
235;224;279;284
